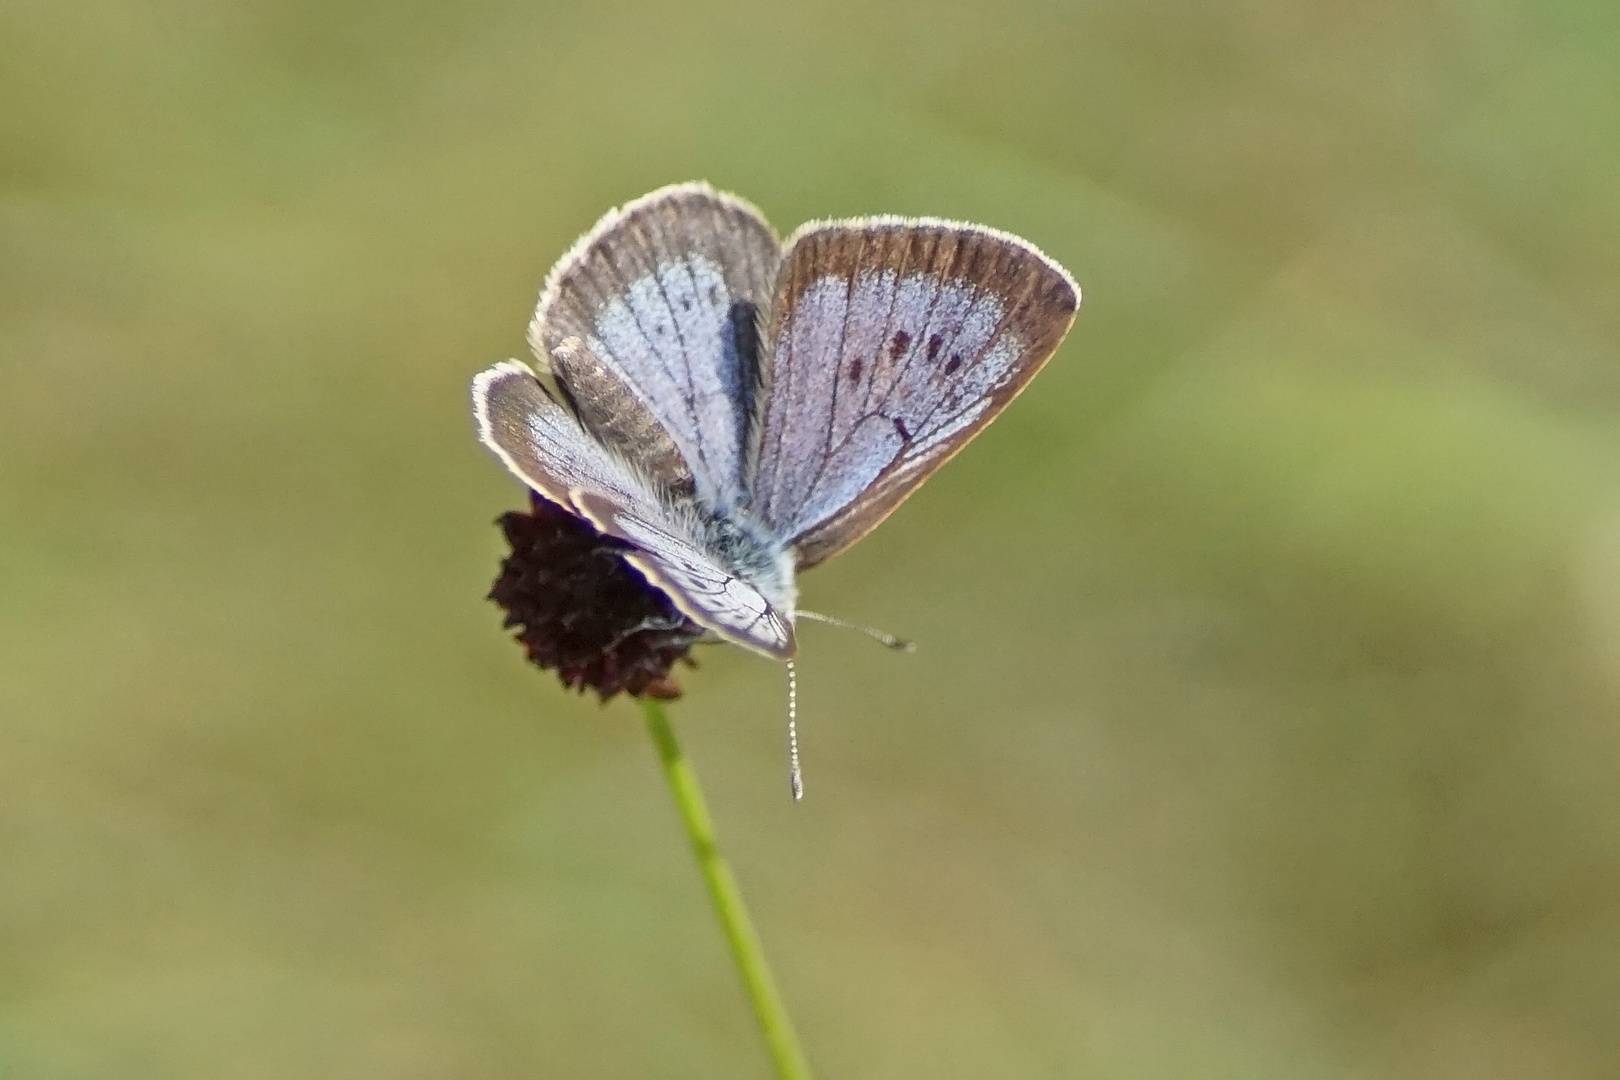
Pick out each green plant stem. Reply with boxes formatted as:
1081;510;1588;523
639;699;814;1080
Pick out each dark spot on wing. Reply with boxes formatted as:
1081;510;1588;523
681;298;692;311
889;330;911;360
849;358;864;383
944;354;963;375
893;417;911;441
708;285;720;304
657;323;668;336
927;334;943;361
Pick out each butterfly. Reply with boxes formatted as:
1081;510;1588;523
473;182;1078;667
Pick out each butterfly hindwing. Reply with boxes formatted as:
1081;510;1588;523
571;491;796;660
531;183;782;509
750;219;1079;568
473;360;659;515
473;361;795;659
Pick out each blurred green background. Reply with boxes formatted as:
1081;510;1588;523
5;1;1620;1076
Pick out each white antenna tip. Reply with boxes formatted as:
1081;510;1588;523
786;659;804;802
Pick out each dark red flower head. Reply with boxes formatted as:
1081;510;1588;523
489;493;703;700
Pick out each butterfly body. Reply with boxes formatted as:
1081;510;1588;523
474;183;1077;662
620;488;799;636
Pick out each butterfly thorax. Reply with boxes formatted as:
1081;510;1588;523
683;499;799;621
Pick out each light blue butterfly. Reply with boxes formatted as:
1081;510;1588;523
474;182;1079;667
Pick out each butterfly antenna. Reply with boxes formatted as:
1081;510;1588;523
797;609;917;652
787;659;803;802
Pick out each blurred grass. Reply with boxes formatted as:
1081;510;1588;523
4;0;1620;1076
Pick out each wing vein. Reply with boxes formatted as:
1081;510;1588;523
803;230;870;508
636;216;702;436
870;228;964;422
591;241;685;395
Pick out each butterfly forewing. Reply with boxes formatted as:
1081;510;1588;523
473;361;795;659
531;183;781;508
751;219;1078;568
